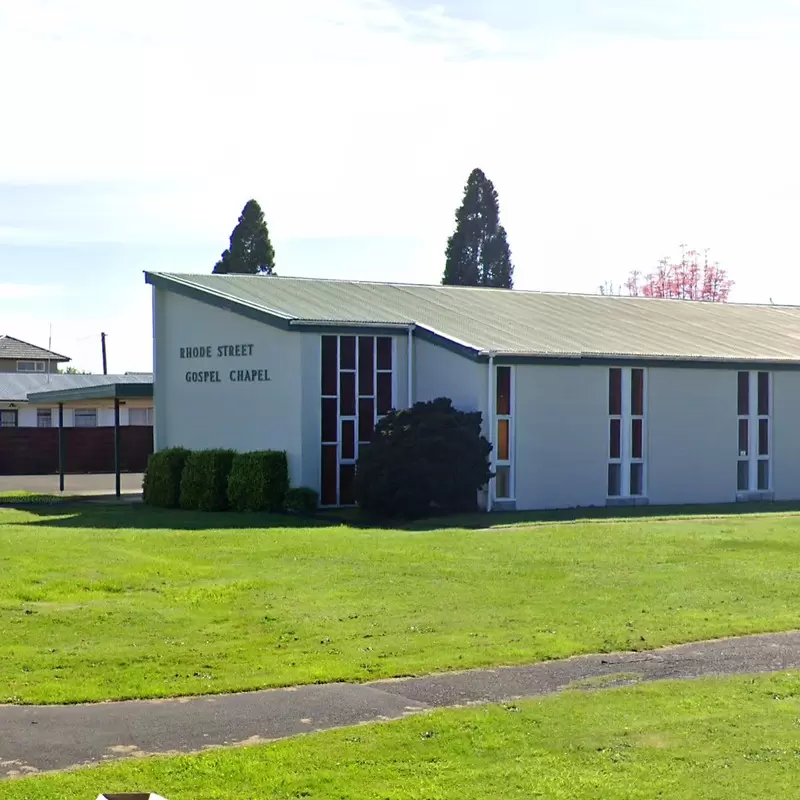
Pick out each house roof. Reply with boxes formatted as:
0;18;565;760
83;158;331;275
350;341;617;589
0;373;152;403
0;335;70;363
145;272;800;366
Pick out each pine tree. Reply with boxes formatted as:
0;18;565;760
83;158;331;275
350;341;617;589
213;199;276;275
442;169;514;288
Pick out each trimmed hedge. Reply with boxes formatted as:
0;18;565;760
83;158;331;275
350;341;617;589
142;447;191;508
285;487;319;514
227;450;289;512
179;449;237;511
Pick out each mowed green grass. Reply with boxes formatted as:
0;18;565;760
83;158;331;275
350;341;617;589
2;504;800;704
4;673;800;799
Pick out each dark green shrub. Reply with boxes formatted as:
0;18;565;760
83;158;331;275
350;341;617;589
285;487;319;514
227;451;289;512
179;449;237;511
142;447;191;508
355;397;492;520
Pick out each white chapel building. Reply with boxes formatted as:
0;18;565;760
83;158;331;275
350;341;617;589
146;272;800;511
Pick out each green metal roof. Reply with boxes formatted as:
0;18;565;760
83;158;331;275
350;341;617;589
145;272;800;365
26;379;153;404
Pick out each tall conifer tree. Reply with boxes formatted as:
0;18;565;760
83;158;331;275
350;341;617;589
213;199;276;275
443;169;514;288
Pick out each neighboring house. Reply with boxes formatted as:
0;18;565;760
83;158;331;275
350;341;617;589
0;373;155;476
0;373;154;428
145;272;800;511
0;335;70;374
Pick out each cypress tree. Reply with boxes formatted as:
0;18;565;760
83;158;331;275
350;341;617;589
442;169;514;288
213;199;276;275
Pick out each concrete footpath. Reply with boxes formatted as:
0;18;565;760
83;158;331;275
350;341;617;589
2;631;799;778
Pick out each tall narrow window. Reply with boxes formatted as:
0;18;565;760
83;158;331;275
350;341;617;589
607;367;646;499
320;334;395;506
494;366;513;500
737;371;771;493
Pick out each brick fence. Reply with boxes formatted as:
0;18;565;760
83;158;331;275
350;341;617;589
0;427;154;475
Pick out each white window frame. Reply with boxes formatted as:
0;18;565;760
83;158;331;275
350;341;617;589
737;371;771;494
37;408;53;428
17;360;46;373
0;408;18;428
493;365;515;502
128;407;154;426
73;408;98;428
607;367;647;500
319;334;396;508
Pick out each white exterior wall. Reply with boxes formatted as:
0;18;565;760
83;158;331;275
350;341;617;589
513;364;609;510
413;337;487;416
0;400;153;427
772;371;800;501
646;368;736;505
153;288;306;486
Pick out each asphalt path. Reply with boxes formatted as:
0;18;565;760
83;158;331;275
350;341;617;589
2;631;799;778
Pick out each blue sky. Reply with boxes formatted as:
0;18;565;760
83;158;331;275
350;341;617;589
2;0;800;371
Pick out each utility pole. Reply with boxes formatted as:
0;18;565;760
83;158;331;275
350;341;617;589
101;332;108;375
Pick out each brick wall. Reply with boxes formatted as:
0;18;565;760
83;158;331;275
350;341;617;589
0;427;153;475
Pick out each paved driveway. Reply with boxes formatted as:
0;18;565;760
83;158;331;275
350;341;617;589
0;473;144;496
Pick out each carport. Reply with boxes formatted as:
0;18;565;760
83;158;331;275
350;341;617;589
26;380;154;497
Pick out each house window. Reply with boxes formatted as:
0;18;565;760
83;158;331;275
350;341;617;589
73;408;98;428
494;366;514;500
737;371;770;492
17;361;46;373
37;408;53;428
0;409;18;427
129;407;154;426
320;335;394;506
608;367;646;499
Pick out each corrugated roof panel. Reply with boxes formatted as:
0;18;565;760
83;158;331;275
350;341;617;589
148;273;800;362
0;373;153;402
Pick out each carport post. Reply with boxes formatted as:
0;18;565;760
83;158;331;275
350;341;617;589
114;397;121;498
58;403;64;493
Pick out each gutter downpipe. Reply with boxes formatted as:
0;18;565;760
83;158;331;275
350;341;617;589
487;352;495;513
407;325;414;408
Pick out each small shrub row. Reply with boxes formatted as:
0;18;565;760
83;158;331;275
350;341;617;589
143;447;318;513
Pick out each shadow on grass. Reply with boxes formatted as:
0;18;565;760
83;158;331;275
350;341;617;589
5;499;800;533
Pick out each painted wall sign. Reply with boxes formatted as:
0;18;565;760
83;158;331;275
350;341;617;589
181;343;270;384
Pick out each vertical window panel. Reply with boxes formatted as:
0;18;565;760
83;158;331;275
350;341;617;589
340;372;356;416
377;372;392;415
738;419;749;457
341;420;355;460
497;419;510;462
737;371;749;416
339;464;356;505
358;337;374;396
321;398;338;443
631;418;643;460
609;368;622;416
377;337;392;370
758;460;769;491
496;367;511;416
608;463;621;497
358;398;375;442
758;372;769;416
321;336;338;396
630;463;643;496
758;419;769;456
631;369;644;416
321;445;338;506
609;419;621;459
340;336;356;370
737;461;749;491
495;466;511;499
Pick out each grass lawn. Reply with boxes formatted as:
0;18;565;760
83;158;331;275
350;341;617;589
4;672;800;799
0;492;64;505
2;504;800;704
